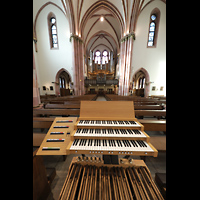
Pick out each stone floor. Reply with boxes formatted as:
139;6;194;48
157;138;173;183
95;96;107;101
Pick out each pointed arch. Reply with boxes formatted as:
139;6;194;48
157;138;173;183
132;67;150;97
33;2;69;43
80;1;124;37
55;68;72;95
85;30;119;53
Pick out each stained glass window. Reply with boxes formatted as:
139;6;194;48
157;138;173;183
147;10;160;48
148;14;156;46
48;14;58;49
102;50;108;64
94;51;101;64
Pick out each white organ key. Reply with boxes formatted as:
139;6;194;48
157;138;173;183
70;139;154;153
77;120;141;127
74;128;146;139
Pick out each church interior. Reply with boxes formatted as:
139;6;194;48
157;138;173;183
33;0;166;199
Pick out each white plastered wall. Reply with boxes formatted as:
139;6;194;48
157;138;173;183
131;0;166;96
33;3;73;95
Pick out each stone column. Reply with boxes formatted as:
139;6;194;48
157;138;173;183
33;53;41;107
118;33;135;96
110;51;113;72
71;35;85;95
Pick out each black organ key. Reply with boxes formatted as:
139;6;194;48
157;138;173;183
134;130;141;134
77;129;81;133
72;139;77;146
131;140;138;147
127;129;132;134
129;121;136;124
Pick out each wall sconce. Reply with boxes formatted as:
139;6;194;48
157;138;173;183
145;81;154;85
52;81;59;85
33;37;37;43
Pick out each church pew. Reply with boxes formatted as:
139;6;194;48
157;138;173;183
33;148;51;200
33;108;165;118
44;103;163;110
134;105;164;110
33;121;52;128
45;103;80;109
33;117;54;147
135;110;166;117
105;94;166;105
41;94;98;104
149;136;166;152
33;108;80;116
138;119;166;131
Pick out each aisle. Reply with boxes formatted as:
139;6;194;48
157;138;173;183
95;95;107;101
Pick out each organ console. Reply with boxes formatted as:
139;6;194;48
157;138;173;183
66;101;157;157
36;101;164;199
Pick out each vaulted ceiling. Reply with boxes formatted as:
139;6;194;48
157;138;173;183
63;0;166;56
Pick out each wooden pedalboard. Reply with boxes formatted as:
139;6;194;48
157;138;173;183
58;157;164;200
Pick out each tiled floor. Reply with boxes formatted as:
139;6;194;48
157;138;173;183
95;96;107;101
43;96;166;199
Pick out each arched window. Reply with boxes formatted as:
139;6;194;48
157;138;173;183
102;50;108;64
147;8;160;48
94;50;101;64
48;13;58;49
138;77;145;89
59;77;66;88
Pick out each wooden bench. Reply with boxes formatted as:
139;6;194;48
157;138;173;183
150;136;166;152
33;148;51;200
33;118;54;147
33;108;80;116
135;110;166;117
138;119;166;131
45;103;80;109
44;103;163;110
105;94;166;105
41;94;98;104
134;105;164;110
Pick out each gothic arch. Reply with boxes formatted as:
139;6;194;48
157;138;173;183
55;68;72;95
33;2;69;45
132;67;150;97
